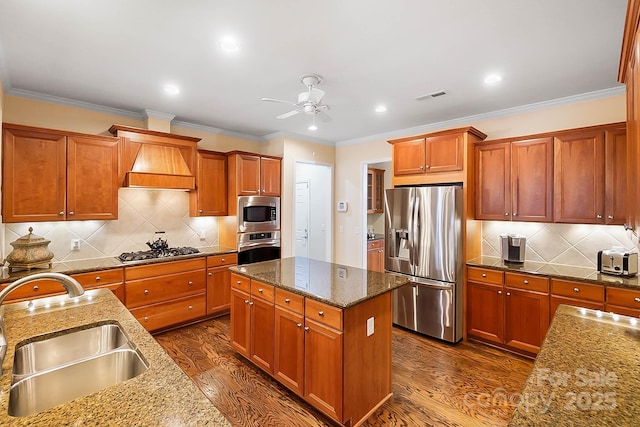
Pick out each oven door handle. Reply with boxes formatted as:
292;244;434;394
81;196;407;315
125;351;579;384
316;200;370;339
238;240;281;252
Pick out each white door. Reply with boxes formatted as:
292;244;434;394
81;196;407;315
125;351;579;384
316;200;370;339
294;181;310;258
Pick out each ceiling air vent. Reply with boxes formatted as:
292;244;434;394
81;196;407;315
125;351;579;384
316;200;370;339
415;90;447;101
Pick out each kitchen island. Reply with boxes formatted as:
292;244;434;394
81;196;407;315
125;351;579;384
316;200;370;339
509;304;640;426
0;289;230;426
229;257;410;427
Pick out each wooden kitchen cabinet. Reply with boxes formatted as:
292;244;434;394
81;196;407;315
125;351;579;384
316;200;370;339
206;253;237;316
190;150;228;217
554;125;626;224
227;151;282;197
367;168;385;213
2;124;119;223
475;138;553;222
391;134;463;175
466;268;504;344
230;286;251;358
274;289;305;396
72;268;125;303
606;287;640;317
550;279;605;319
366;239;385;272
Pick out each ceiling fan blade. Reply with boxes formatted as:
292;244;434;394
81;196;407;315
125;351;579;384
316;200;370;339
308;88;325;103
317;110;332;123
261;97;298;106
277;109;300;119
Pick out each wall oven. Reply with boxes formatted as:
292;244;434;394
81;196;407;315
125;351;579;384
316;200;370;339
238;196;280;232
237;231;281;265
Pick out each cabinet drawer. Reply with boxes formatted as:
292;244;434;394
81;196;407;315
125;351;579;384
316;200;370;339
230;273;250;293
0;279;67;303
72;268;124;288
467;267;503;285
275;288;304;315
367;239;383;250
251;280;274;302
207;253;238;268
305;299;342;331
606;287;640;309
505;272;549;292
130;293;206;332
551;279;604;302
125;258;206;281
125;270;206;308
605;303;640;318
550;295;605;319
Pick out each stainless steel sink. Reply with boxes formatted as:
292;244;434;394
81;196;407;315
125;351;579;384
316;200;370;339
7;322;148;417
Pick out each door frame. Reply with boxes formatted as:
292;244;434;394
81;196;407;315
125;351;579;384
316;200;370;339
361;157;391;269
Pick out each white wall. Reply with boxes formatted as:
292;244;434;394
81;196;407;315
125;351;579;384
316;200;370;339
295;162;332;261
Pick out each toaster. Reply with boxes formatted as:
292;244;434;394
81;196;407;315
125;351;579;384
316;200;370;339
597;248;638;277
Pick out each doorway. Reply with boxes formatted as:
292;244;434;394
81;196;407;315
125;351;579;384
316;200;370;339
361;158;392;268
294;162;333;262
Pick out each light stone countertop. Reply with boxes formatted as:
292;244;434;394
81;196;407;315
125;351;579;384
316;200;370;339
508;304;640;426
0;289;231;426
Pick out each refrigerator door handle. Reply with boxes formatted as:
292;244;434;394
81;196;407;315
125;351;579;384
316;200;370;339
410;192;419;274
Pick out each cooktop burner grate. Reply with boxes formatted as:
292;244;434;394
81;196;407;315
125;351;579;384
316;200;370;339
118;247;200;262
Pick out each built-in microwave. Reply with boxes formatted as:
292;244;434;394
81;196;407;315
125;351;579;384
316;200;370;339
238;196;280;232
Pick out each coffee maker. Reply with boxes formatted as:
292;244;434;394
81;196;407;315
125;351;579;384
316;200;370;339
501;234;526;263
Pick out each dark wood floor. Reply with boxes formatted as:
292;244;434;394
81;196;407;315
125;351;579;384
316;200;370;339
155;316;533;427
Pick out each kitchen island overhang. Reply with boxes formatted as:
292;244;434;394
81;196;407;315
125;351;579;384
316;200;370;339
229;257;411;427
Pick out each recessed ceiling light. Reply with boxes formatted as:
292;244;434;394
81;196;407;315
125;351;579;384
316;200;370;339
484;74;502;85
219;36;240;52
163;84;180;95
308;124;318;131
375;105;388;113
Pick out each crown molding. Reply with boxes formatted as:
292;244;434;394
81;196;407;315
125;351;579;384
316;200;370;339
171;120;266;143
5;87;144;119
263;130;335;146
336;86;626;147
144;109;175;121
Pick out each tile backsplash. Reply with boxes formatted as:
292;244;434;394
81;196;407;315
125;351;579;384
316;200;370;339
481;221;636;268
2;188;220;263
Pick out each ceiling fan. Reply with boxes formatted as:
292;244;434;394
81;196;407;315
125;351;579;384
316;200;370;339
261;74;331;121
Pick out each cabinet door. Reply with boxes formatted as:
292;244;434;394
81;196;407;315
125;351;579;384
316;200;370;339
274;306;305;396
207;267;231;315
2;127;66;222
504;288;549;354
250;295;275;373
67;135;119;221
237;154;261;195
554;131;605;223
466;281;504;344
304;319;343;422
512;137;553;222
475;142;510;220
425;133;463;173
230;288;251;358
605;128;627;225
374;169;384;211
260;157;281;196
393;138;426;175
192;151;227;216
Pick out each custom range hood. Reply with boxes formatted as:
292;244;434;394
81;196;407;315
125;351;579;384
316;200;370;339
109;125;201;190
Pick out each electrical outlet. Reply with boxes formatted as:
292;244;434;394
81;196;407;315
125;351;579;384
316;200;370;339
367;317;375;337
71;239;80;251
198;229;206;239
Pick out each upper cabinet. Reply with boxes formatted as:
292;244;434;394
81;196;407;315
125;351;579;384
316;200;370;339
367;168;385;213
189;150;228;217
2;124;120;223
475;137;553;222
228;152;282;197
554;126;626;225
388;127;487;187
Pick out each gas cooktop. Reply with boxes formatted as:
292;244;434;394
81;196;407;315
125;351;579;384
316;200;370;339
118;246;200;263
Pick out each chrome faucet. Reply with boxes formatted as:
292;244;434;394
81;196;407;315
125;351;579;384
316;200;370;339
0;272;85;374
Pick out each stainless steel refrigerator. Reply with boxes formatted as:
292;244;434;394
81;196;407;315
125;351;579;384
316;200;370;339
385;185;463;343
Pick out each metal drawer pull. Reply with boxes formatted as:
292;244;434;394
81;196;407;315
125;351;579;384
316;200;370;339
68;211;75;215
144;289;149;295
498;290;502;295
59;211;64;215
258;288;263;293
296;323;302;328
608;215;614;219
635;297;640;303
284;298;291;303
198;209;203;213
95;276;101;282
188;281;193;286
33;285;39;291
513;213;517;217
597;214;603;219
221;258;225;262
188;305;193;310
249;301;254;306
144;317;149;322
304;326;310;331
504;212;509;216
573;288;580;293
236;280;242;284
523;280;529;284
244;300;249;304
208;272;212;276
481;273;487;278
318;311;324;316
506;292;511;296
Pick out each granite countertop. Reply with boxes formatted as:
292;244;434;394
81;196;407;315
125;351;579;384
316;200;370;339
229;256;410;308
467;256;640;290
509;304;640;426
0;289;231;426
0;246;237;285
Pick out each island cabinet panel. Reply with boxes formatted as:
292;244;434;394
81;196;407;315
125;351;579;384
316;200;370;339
250;280;275;373
274;304;305;396
206;253;237;316
230;288;251;358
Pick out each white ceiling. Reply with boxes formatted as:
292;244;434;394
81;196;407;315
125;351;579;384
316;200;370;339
0;0;628;144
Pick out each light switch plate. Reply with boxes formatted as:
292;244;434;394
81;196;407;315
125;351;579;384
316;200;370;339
366;317;374;337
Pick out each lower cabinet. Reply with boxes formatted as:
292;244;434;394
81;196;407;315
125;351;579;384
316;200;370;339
366;239;384;272
606;287;640;317
206;253;237;316
274;289;305;396
550;279;605;319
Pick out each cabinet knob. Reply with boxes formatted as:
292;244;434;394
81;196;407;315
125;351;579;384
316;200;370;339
144;317;149;322
284;298;291;303
59;211;65;216
318;311;324;316
221;258;225;262
512;212;517;217
208;272;212;276
188;281;193;286
523;280;529;284
425;165;430;169
504;212;509;216
304;326;310;332
481;273;487;278
236;280;242;285
188;305;193;310
33;285;39;291
634;297;640;303
419;165;424;170
95;276;101;282
573;287;580;293
597;214;603;219
69;211;75;215
198;209;203;213
144;289;149;295
244;300;250;304
258;288;263;293
506;292;511;296
608;215;614;219
249;301;254;306
296;323;302;328
498;290;502;295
